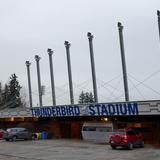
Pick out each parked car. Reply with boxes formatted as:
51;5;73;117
109;128;144;150
3;127;37;141
0;129;6;139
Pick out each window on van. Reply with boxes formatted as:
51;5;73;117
83;126;112;132
83;127;96;131
96;127;112;132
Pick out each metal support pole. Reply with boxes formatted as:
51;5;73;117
157;10;160;40
47;48;56;106
64;41;74;104
25;61;33;108
35;55;43;106
87;32;98;103
117;22;129;101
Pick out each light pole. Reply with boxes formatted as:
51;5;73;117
117;22;129;101
35;55;43;106
157;10;160;40
25;61;33;108
64;41;74;104
47;48;56;106
87;32;98;103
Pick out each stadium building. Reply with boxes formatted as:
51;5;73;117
0;100;160;144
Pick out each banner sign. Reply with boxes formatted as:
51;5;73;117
31;102;139;117
31;100;160;117
0;100;160;118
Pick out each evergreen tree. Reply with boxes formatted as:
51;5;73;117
84;92;90;103
8;74;21;98
0;74;23;110
8;73;22;107
78;91;85;104
78;91;95;104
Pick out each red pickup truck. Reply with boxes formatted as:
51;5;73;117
109;128;144;150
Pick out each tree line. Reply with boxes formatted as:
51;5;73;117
0;73;22;110
0;73;95;110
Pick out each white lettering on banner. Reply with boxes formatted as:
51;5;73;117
31;103;138;117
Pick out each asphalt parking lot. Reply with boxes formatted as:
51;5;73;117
0;139;159;160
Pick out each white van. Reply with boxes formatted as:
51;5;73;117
81;122;113;143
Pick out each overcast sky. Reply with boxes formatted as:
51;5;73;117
1;0;160;106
